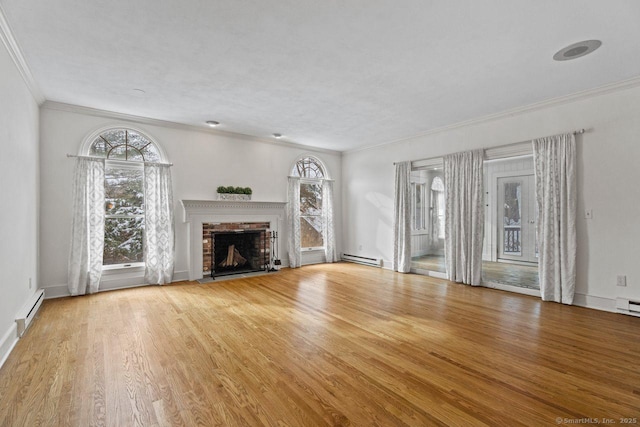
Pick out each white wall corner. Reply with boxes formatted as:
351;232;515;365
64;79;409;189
44;284;71;299
0;4;45;104
0;322;19;370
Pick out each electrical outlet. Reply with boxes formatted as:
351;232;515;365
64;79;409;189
584;209;593;219
617;275;627;287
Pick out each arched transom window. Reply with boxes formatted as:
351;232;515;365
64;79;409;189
89;129;161;162
291;156;325;179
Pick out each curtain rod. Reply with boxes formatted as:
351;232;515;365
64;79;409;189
288;175;335;182
66;154;173;166
392;128;588;166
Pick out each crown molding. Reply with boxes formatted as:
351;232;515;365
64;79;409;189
346;75;640;155
0;4;45;105
41;100;341;155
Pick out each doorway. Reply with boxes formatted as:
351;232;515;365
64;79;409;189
482;156;539;292
497;174;537;263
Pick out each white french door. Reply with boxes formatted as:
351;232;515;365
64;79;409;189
497;174;537;263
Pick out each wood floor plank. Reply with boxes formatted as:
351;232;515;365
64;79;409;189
1;263;639;426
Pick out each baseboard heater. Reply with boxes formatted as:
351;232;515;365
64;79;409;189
616;297;640;317
341;253;382;268
16;289;44;337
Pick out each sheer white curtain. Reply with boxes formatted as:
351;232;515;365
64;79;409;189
444;149;484;286
430;189;440;244
393;161;411;273
68;157;105;295
533;133;577;304
144;164;175;285
322;180;337;263
287;176;301;268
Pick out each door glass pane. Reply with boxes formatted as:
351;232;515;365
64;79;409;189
503;182;521;255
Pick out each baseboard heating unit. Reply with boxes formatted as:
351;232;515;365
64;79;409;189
616;297;640;318
341;253;382;268
16;289;44;337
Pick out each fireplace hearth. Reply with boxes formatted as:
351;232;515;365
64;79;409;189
211;229;268;278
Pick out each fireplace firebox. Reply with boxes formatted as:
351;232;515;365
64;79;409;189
211;229;268;278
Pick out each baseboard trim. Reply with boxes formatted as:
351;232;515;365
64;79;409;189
44;284;70;299
411;268;448;279
43;270;196;299
172;270;189;282
573;292;617;313
483;281;540;297
0;322;18;370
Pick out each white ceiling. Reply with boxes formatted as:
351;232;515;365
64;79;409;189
2;0;640;152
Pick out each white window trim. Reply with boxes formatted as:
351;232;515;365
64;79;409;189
102;262;144;271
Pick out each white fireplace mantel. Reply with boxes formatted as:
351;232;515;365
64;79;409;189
181;200;288;280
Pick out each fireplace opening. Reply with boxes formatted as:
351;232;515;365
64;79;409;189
211;229;268;278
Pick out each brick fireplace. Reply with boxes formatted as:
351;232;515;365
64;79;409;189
203;222;270;276
181;200;287;281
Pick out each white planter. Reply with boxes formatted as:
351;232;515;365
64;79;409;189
217;193;251;201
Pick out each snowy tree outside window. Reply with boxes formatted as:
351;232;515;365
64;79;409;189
291;157;326;249
88;129;162;265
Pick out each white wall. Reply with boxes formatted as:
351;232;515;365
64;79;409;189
39;105;342;296
0;40;40;363
342;83;640;312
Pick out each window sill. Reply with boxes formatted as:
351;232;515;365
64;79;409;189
302;247;325;252
102;262;145;272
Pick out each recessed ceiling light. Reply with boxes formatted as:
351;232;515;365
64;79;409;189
206;120;220;127
553;40;602;61
273;133;282;139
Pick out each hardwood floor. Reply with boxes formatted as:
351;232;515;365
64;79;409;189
412;255;540;289
1;263;639;426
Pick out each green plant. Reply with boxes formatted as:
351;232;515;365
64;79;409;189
217;186;252;195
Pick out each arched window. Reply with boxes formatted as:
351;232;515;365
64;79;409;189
88;128;162;162
87;128;164;266
291;157;326;249
291;157;325;179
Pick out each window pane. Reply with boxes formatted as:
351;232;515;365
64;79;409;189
301;216;324;248
503;182;522;254
104;217;144;264
105;167;144;215
90;138;108;157
128;131;161;161
102;129;126;145
140;145;160;162
300;183;322;215
126;147;144;162
108;145;127;160
292;157;324;178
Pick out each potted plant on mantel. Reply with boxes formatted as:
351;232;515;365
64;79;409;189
216;186;253;201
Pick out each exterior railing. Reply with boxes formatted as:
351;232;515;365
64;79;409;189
503;226;521;253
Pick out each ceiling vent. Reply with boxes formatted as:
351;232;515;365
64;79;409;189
553;40;602;61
